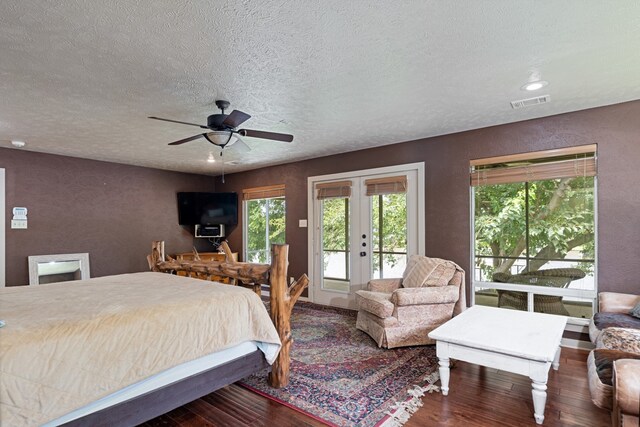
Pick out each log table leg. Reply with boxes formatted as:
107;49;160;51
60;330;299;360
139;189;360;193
267;244;308;389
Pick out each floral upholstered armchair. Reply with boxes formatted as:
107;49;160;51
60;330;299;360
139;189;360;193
355;255;466;349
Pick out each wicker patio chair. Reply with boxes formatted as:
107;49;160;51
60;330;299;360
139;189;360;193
493;268;586;316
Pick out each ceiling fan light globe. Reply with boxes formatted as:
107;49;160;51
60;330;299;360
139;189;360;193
204;131;238;147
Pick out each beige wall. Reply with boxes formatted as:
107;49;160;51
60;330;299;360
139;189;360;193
0;149;216;286
216;101;640;297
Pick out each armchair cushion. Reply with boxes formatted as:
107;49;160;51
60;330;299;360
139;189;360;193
367;278;402;293
391;285;460;306
356;291;395;318
402;255;457;288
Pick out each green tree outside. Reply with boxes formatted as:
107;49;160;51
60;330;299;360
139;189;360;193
474;177;595;280
246;198;286;263
321;194;408;278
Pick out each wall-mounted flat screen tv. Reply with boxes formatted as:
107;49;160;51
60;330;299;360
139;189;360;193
177;192;238;225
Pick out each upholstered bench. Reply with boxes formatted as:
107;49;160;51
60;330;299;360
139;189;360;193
587;292;640;425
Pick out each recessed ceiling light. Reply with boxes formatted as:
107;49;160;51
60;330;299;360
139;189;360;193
521;81;548;91
11;140;26;148
207;153;216;163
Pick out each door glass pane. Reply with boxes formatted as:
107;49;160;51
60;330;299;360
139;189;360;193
372;193;407;279
322;197;350;292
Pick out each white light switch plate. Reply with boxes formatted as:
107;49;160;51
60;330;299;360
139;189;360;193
11;219;27;229
299;219;308;228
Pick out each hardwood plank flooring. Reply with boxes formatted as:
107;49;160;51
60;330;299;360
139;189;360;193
143;347;610;427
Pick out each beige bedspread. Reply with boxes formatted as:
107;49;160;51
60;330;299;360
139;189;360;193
0;272;281;426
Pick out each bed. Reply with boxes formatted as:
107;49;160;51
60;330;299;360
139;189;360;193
0;271;281;426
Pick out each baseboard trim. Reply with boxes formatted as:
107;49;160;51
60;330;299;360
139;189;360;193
561;337;594;350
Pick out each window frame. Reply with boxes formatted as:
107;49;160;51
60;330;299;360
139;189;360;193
469;149;598;325
242;195;286;264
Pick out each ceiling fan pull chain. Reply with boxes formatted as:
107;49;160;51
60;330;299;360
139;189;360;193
221;150;225;183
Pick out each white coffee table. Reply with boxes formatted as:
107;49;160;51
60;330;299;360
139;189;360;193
428;305;567;424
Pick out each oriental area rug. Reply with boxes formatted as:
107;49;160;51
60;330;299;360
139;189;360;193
240;301;440;427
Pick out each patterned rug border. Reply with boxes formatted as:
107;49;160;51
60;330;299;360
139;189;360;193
242;300;442;426
240;368;440;427
239;382;338;427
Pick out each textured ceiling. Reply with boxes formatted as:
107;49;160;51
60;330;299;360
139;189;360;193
1;1;639;175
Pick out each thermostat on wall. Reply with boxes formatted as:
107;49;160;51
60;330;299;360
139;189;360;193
13;207;27;218
11;207;28;229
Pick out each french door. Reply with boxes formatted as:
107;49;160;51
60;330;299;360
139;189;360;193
309;164;424;309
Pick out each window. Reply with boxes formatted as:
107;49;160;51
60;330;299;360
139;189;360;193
471;145;597;319
243;185;286;263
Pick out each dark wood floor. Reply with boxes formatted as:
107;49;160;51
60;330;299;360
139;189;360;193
143;347;610;427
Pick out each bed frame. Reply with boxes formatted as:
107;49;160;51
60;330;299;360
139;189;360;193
62;350;268;427
59;241;308;426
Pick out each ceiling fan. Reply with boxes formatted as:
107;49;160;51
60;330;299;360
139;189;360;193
149;100;294;151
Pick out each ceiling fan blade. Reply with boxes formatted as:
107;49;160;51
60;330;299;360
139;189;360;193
232;135;252;153
168;134;205;146
223;110;251;128
149;116;209;129
239;129;293;143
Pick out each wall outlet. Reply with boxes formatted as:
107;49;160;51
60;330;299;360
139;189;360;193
299;219;307;228
11;219;27;229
